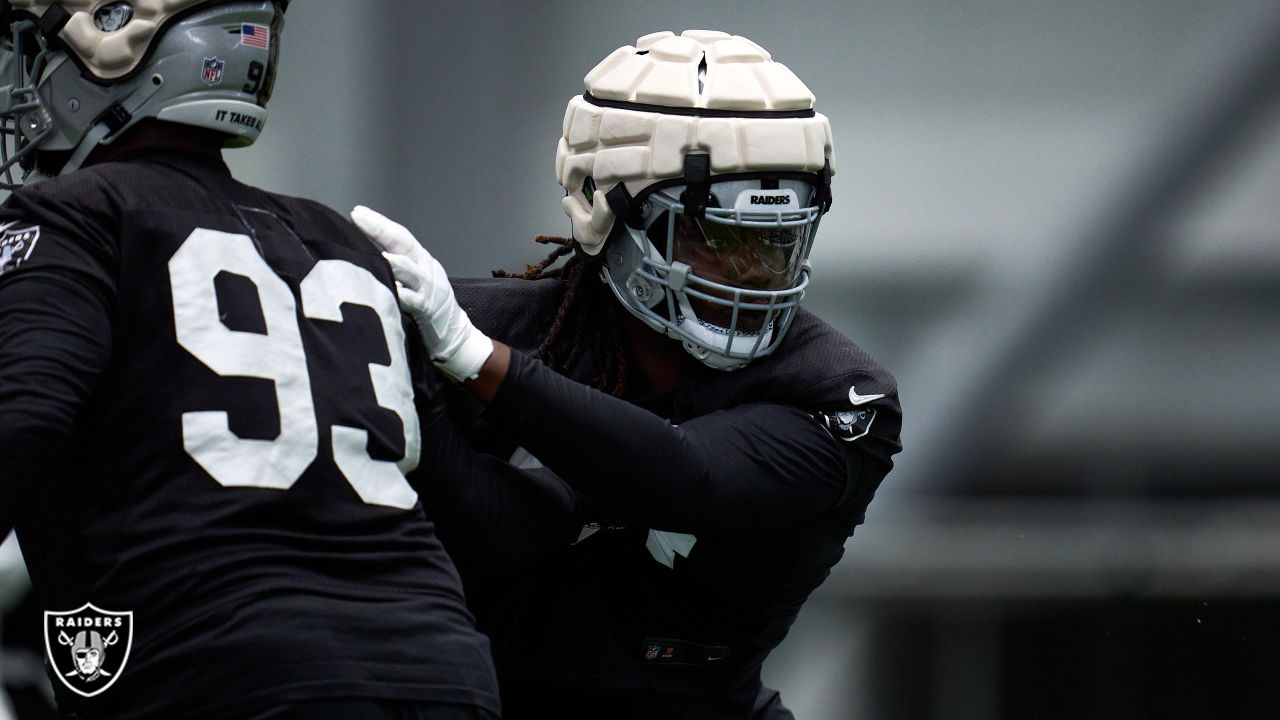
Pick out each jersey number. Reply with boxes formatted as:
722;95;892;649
168;228;421;509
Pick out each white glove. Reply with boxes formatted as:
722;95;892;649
350;205;494;382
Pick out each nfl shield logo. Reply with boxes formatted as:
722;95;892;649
201;56;225;85
44;604;134;698
0;222;39;276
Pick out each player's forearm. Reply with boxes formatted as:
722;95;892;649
483;346;703;513
410;382;585;574
485;347;849;532
481;348;819;532
461;340;509;404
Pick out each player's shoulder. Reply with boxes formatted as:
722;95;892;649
679;308;900;419
2;164;121;214
246;184;359;235
451;276;564;353
251;185;338;222
451;274;564;309
217;182;387;260
3;153;218;220
0;165;142;253
775;309;899;409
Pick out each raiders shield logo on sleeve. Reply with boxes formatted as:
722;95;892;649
817;407;877;443
0;222;40;276
44;604;134;698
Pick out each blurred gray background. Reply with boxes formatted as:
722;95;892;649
4;0;1279;717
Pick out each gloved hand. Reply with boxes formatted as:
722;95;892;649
350;205;494;382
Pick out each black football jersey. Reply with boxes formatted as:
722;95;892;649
450;276;903;719
0;152;498;719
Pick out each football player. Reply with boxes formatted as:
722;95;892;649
356;30;903;720
0;2;499;718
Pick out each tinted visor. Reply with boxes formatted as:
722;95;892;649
640;180;820;332
672;214;803;291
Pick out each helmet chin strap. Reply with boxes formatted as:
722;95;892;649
58;71;166;176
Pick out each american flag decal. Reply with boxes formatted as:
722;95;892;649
241;24;270;50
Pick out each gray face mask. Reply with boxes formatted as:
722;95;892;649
603;176;824;371
0;18;55;187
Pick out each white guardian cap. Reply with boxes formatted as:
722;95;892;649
556;30;835;370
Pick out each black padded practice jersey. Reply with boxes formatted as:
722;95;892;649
0;152;498;719
445;276;903;720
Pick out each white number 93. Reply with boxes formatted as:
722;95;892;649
167;228;420;510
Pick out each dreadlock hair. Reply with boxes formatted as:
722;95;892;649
493;235;629;397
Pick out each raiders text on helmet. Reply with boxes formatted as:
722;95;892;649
556;30;835;370
0;0;287;188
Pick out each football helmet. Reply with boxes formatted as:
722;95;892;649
556;30;834;370
0;0;287;188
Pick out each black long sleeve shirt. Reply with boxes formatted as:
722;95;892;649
0;153;499;719
444;276;903;720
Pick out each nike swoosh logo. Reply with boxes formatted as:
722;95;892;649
848;387;885;406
